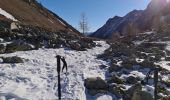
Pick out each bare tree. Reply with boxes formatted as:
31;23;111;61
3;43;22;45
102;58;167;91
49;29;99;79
79;13;89;35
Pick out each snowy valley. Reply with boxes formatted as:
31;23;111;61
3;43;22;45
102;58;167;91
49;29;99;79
0;0;170;100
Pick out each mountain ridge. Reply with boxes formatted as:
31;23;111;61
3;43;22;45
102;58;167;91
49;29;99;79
91;0;170;39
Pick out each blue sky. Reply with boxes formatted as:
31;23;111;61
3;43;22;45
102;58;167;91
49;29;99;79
38;0;151;32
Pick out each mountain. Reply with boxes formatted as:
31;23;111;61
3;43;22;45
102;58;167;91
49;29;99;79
91;0;170;38
0;0;80;34
91;10;143;38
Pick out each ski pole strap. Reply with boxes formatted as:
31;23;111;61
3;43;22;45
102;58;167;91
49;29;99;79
61;57;68;73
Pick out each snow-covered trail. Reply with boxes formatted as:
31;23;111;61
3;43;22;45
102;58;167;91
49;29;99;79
0;41;111;100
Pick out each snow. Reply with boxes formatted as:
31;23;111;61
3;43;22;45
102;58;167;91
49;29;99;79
0;8;17;21
0;41;111;100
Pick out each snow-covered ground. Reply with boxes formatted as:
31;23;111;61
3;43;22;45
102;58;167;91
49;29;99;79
0;41;114;100
0;8;17;21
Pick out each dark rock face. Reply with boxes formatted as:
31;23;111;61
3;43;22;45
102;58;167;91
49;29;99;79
91;0;170;39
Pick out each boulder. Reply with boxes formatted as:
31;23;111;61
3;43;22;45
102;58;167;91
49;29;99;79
124;83;142;100
69;41;85;51
0;38;4;42
139;59;154;68
99;65;108;69
108;64;121;73
5;42;33;53
148;55;161;62
0;58;3;63
1;56;23;63
139;42;166;50
162;80;170;87
162;96;170;100
126;76;138;84
109;84;125;99
148;47;160;53
165;56;170;61
0;44;6;54
135;51;148;59
165;49;170;56
87;89;107;96
132;91;154;100
122;58;138;69
107;75;124;84
84;77;108;90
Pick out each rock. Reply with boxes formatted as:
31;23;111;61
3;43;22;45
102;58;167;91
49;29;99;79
99;65;108;69
10;22;20;31
109;84;125;99
157;84;168;95
5;42;33;53
126;76;138;84
69;41;85;51
124;83;142;100
135;51;148;59
162;80;170;87
0;38;4;42
0;58;3;63
132;91;154;100
162;96;170;100
154;54;162;61
139;59;154;68
148;55;161;62
0;44;6;54
108;64;121;73
2;56;24;63
122;58;138;69
165;56;170;61
84;77;108;90
87;89;107;96
107;75;124;84
140;42;167;50
165;49;170;56
149;47;160;53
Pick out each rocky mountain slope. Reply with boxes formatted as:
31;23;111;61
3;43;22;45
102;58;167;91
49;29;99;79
0;0;80;34
91;0;170;38
0;0;96;54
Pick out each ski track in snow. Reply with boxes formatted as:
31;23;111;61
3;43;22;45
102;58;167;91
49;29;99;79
0;41;115;100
